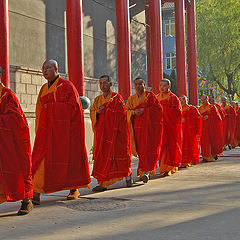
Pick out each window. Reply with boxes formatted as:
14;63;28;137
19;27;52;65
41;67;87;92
165;19;175;36
166;52;176;70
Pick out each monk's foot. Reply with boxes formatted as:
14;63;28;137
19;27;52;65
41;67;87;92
228;144;232;150
163;171;171;177
126;175;133;187
214;155;218;160
32;192;40;205
179;165;188;169
201;159;207;163
66;189;80;200
142;173;149;183
92;185;107;192
18;199;33;215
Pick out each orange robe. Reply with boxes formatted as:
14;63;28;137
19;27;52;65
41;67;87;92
32;77;91;194
157;91;182;174
0;83;32;203
222;104;236;146
126;90;163;176
233;106;240;147
199;104;223;161
181;105;202;166
90;91;132;187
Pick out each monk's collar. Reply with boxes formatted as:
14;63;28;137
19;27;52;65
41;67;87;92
103;90;112;99
137;90;145;99
48;75;60;88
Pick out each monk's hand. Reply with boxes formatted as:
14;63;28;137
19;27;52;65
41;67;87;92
135;108;144;116
202;115;208;120
97;105;104;114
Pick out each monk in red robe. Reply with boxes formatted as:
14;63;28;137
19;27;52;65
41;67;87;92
221;97;236;149
90;75;132;191
126;78;163;183
0;66;33;215
208;95;225;121
32;60;91;204
231;102;240;147
179;95;202;167
208;95;225;154
157;79;182;176
199;95;223;162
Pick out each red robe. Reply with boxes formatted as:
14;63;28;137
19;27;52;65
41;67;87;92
233;107;240;147
222;104;236;146
157;91;182;168
32;77;91;193
0;84;32;202
199;104;223;159
126;91;163;175
91;92;132;183
182;105;202;165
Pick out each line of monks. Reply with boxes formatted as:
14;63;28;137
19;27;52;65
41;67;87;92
0;60;239;216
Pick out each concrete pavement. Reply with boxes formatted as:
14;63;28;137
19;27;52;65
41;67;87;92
1;148;240;240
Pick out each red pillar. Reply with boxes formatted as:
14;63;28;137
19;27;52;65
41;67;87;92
187;0;198;105
116;0;131;100
66;0;85;96
148;0;163;94
0;0;10;88
145;0;152;88
175;0;187;96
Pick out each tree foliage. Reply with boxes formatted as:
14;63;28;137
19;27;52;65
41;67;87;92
196;0;240;100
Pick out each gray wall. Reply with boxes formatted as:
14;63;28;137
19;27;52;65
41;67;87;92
9;0;147;84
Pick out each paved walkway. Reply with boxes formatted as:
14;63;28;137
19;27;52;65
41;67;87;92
1;148;240;240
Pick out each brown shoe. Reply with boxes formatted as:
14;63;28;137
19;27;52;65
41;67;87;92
66;189;80;200
32;192;40;205
18;199;33;215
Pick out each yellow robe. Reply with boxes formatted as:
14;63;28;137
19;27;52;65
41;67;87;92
90;90;123;187
157;92;178;175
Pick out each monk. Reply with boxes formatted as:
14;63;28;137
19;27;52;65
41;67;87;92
231;102;240;147
198;95;223;162
157;79;182;176
208;95;225;121
221;97;236;149
90;75;132;191
126;77;163;183
0;66;33;215
179;95;202;167
32;60;91;204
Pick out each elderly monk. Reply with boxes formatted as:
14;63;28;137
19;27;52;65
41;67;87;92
32;60;91;204
231;102;240;147
90;75;132;191
0;66;33;215
179;95;202;167
221;97;236;149
157;79;182;176
126;77;163;183
199;95;223;162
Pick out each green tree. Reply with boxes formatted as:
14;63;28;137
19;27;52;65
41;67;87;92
196;0;240;100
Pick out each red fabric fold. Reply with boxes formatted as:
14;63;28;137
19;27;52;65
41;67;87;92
159;92;182;167
182;105;202;164
0;87;32;202
132;91;163;174
92;93;132;181
222;105;236;146
200;105;223;158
